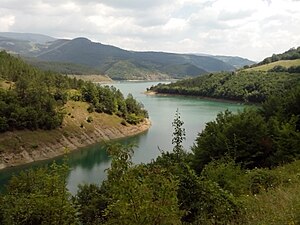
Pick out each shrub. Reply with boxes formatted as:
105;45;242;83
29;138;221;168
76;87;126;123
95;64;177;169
86;116;93;123
120;120;127;126
201;158;248;196
247;168;281;194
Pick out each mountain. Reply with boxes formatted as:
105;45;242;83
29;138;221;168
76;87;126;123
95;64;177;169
0;33;238;80
212;55;255;68
35;37;234;79
0;32;56;44
193;53;255;68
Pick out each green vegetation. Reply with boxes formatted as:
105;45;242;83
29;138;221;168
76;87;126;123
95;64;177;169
0;161;77;225
1;35;238;80
1;85;299;224
26;59;104;75
256;46;300;66
0;51;148;133
0;48;299;224
243;47;300;73
149;71;300;103
149;47;300;102
245;59;300;72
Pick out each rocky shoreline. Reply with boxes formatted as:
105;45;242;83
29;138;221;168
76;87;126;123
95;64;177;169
0;119;151;170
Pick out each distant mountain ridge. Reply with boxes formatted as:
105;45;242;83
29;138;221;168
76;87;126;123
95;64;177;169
0;32;254;80
0;32;56;44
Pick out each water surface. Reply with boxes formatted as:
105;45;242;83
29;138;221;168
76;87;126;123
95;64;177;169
0;81;245;194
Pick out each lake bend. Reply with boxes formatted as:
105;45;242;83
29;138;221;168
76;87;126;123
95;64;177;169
0;81;245;194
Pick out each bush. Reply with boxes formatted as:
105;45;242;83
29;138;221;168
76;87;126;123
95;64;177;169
86;116;93;123
126;113;142;125
247;168;281;194
120;119;127;126
87;105;94;113
201;158;248;196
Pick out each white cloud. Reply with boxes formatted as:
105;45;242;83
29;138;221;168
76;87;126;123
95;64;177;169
0;13;15;31
0;0;299;60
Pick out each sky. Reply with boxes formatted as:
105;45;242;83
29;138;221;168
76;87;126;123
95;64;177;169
0;0;300;61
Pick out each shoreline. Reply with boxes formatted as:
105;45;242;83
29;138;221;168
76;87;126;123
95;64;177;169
145;90;256;105
0;101;151;170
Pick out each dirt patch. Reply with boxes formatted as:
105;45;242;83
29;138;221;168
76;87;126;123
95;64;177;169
0;101;151;170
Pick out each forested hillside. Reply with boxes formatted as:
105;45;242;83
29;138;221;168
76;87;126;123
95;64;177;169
0;51;148;133
1;85;299;224
149;71;300;103
0;34;238;80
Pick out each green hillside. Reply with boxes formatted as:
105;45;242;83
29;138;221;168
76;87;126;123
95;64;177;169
149;71;300;103
259;47;300;65
0;51;148;133
245;59;300;72
0;34;238;80
150;47;300;103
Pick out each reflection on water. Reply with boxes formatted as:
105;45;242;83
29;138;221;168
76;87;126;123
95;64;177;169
0;81;245;194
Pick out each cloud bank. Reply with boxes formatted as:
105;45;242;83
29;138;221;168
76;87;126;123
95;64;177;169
1;0;300;60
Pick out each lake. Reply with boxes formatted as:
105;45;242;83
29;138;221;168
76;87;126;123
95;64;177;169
0;81;245;194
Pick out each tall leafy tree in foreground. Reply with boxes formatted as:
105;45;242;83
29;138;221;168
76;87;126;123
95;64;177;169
0;162;77;225
103;143;183;225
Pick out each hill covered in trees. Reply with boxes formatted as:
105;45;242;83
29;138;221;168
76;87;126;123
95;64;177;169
0;33;247;80
148;71;300;103
0;84;299;224
0;51;148;133
149;47;300;103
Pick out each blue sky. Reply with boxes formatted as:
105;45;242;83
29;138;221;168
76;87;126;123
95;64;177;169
0;0;299;61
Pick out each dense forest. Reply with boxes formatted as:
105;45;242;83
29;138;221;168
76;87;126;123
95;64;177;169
149;71;300;103
0;85;299;224
0;51;148;132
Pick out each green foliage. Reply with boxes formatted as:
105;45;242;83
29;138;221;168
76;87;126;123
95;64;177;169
201;158;248;196
81;84;148;124
75;184;109;224
178;164;241;224
172;109;186;154
103;143;183;225
239;183;300;225
0;51;83;132
150;71;300;103
0;51;148;133
192;109;272;171
192;85;300;172
153;113;240;224
0;162;77;225
86;116;93;123
258;46;300;66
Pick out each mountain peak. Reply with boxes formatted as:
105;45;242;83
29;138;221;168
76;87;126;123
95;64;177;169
71;37;92;43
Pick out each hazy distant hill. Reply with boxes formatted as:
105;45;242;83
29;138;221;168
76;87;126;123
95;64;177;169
0;33;241;80
213;55;255;68
0;32;56;44
35;37;234;79
193;53;255;68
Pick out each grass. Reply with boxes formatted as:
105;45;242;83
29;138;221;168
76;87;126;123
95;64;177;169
0;101;123;154
238;160;300;224
0;78;14;90
240;184;300;224
245;59;300;72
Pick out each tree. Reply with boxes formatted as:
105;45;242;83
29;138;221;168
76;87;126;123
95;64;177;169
0;162;78;225
103;144;183;225
172;109;186;155
192;109;271;172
